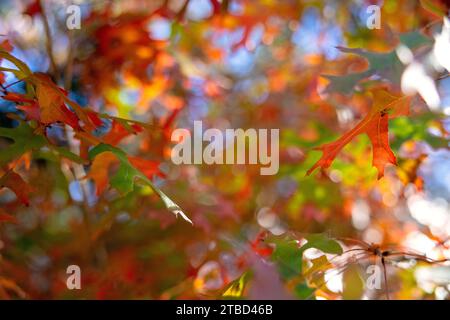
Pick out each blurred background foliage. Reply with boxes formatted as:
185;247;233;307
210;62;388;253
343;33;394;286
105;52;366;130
0;0;449;299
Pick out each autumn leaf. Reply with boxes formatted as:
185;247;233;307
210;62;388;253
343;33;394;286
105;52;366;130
33;73;80;129
102;119;143;146
128;156;166;180
0;1;448;301
303;255;331;289
307;89;411;179
2;92;40;121
88;148;165;196
222;271;250;298
89;143;192;224
0;170;33;206
87;151;119;195
1;92;34;104
365;111;397;178
86;110;103;128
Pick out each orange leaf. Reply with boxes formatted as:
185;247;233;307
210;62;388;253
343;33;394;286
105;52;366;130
127;156;165;180
87;152;119;195
307;90;410;179
103;120;142;146
34;74;80;129
366;111;397;179
0;171;33;206
87;150;164;196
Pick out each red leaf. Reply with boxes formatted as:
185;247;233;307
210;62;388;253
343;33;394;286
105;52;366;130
128;156;165;180
1;92;39;121
103;120;142;146
87;111;103;128
162;108;182;140
0;171;33;206
250;231;273;257
2;92;34;104
17;102;40;122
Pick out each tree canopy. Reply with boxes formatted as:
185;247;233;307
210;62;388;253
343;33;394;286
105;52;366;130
0;0;450;300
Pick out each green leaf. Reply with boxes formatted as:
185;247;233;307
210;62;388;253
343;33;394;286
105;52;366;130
301;234;343;254
399;31;433;49
325;32;432;94
271;238;303;280
0;50;32;77
50;146;88;164
294;283;315;299
0;66;25;79
337;47;403;85
270;234;342;281
323;71;371;95
0;123;46;165
89;143;192;224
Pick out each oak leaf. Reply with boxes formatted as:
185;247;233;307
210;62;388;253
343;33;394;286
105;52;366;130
307;89;411;179
102;119;143;146
33;74;80;129
87;151;118;195
88;144;191;224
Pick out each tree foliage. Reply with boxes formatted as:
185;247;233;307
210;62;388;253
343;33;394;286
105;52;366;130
0;0;449;300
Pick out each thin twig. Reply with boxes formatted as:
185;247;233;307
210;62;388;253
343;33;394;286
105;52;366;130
64;30;74;91
381;257;389;300
0;83;7;93
40;2;59;83
3;79;24;89
40;2;93;254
